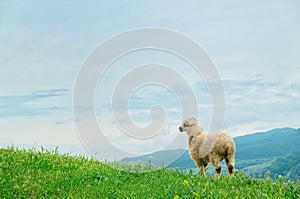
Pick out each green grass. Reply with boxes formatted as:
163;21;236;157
0;147;299;198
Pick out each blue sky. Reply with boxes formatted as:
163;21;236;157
0;1;299;159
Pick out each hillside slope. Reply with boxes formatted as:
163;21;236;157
0;147;299;198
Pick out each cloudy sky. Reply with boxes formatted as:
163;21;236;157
0;1;299;159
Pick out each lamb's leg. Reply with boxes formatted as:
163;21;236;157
211;158;222;178
199;165;206;176
225;155;235;177
195;160;206;176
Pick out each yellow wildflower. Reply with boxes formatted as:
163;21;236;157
174;194;180;199
192;191;199;196
183;180;189;186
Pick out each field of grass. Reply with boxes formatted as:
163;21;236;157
0;147;299;198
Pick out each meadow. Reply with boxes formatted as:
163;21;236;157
0;147;299;198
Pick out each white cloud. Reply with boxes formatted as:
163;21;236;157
223;79;300;133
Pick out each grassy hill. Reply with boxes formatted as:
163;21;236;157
124;128;300;181
0;147;299;198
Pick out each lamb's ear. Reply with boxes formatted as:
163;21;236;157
191;117;197;121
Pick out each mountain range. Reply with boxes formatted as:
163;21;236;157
122;128;300;180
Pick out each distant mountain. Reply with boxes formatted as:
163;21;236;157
234;127;300;159
122;128;300;180
232;127;300;180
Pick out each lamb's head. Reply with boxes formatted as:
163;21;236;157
178;117;203;136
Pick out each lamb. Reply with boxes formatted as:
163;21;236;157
178;117;236;177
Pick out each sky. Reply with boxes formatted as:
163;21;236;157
0;1;299;160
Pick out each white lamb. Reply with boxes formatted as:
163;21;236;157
179;117;236;177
